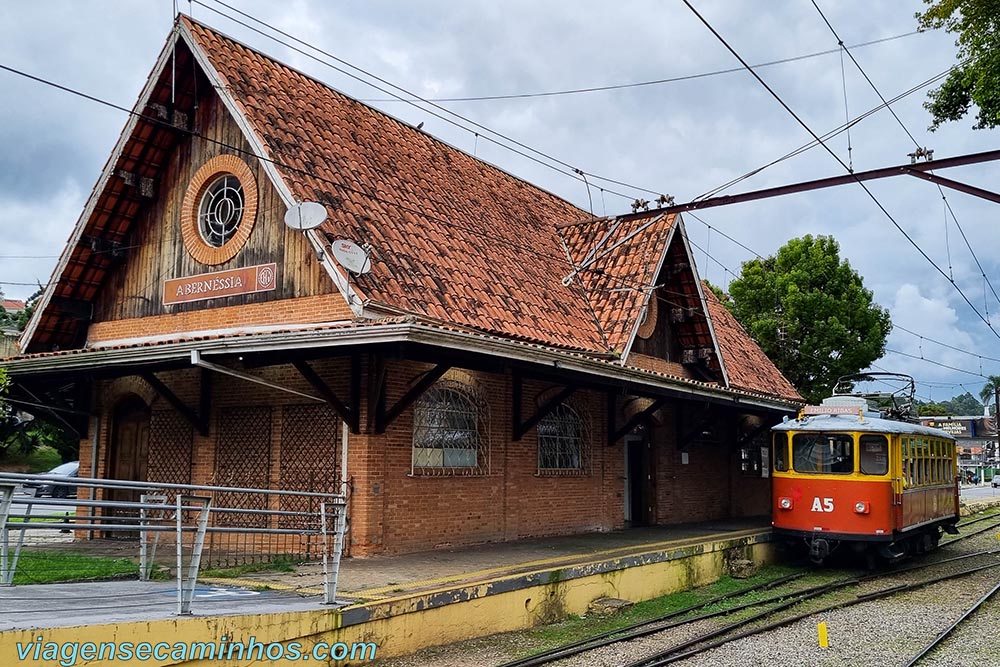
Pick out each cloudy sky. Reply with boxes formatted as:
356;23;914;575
1;0;998;406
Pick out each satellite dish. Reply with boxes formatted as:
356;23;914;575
331;239;372;275
283;201;328;230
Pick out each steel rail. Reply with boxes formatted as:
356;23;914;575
629;559;1000;667
509;547;1000;667
496;571;810;667
904;579;1000;666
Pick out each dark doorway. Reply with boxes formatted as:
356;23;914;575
105;395;150;538
624;434;651;526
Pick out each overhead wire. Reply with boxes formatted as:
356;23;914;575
681;0;1000;343
361;31;924;103
809;0;1000;313
192;0;662;200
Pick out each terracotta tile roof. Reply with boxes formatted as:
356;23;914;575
703;286;802;401
2;300;25;312
184;17;620;353
558;212;675;353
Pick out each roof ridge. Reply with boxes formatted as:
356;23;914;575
179;14;588;219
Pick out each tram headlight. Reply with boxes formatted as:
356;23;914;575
778;497;793;510
854;501;869;514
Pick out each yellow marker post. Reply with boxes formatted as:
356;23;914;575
818;621;829;648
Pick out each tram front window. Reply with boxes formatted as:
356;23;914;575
859;435;888;475
773;432;789;472
792;433;854;474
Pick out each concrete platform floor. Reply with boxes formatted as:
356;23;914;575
0;516;771;631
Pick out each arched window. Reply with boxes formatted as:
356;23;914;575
537;404;589;474
412;380;488;475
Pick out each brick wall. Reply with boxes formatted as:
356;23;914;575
86;293;353;343
83;354;770;558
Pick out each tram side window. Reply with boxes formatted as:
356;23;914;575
792;433;854;474
859;435;888;475
772;432;788;472
902;438;913;487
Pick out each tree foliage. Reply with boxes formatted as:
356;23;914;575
917;0;1000;130
726;235;892;404
915;392;984;415
980;375;1000;416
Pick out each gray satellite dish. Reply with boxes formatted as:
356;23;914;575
283;201;328;230
331;239;372;275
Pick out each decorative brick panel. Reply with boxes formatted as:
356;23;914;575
180;154;258;265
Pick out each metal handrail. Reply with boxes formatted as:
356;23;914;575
0;472;345;499
0;476;347;613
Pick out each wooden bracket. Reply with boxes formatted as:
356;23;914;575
142;372;208;436
374;363;451;434
736;420;772;448
678;402;714;451
512;371;578;441
610;397;667;445
294;358;361;434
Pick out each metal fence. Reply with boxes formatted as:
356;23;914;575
0;473;346;614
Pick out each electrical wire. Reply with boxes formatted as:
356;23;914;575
810;0;1000;312
193;0;662;200
361;31;924;103
681;0;1000;344
893;324;1000;365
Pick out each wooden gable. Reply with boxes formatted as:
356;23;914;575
627;219;727;384
22;25;351;352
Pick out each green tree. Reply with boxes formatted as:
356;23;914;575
919;402;950;416
943;391;985;415
726;235;892;404
917;0;1000;130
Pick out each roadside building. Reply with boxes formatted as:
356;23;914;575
920;416;998;483
1;16;801;557
0;300;24;357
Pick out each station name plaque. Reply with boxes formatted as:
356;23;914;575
163;263;277;305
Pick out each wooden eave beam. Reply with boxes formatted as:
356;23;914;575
512;371;579;441
293;359;361;434
609;397;668;445
142;372;208;437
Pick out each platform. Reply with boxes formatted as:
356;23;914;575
0;518;775;664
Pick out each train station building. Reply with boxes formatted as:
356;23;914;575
2;16;801;558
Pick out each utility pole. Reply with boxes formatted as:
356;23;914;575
995;387;1000;469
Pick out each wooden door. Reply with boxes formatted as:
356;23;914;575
106;396;150;538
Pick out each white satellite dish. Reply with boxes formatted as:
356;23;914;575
331;239;372;275
283;201;328;230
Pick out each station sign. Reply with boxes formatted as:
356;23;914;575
164;263;277;305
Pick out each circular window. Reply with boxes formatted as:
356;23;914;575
181;154;258;265
198;175;245;247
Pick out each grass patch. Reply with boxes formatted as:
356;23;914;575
0;446;63;474
201;556;297;579
12;550;140;585
518;564;844;654
6;513;72;523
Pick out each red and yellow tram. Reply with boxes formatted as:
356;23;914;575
772;396;959;563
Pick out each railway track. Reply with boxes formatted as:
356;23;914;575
903;577;1000;666
502;513;1000;667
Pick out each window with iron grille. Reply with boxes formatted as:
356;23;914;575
412;380;489;475
537;403;590;474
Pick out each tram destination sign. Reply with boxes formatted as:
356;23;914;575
164;263;277;305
